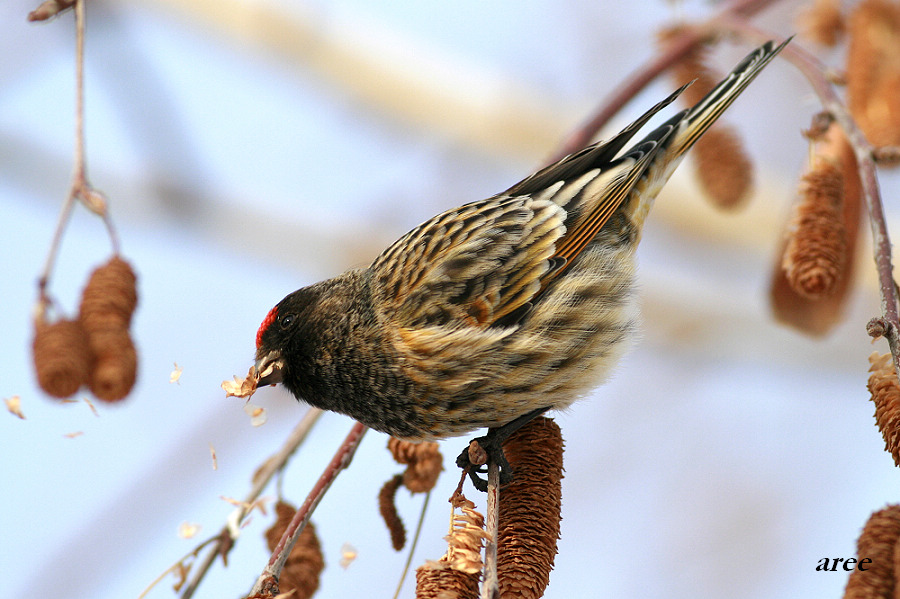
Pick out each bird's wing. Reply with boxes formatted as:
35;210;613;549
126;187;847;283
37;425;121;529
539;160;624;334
370;87;686;330
370;193;566;328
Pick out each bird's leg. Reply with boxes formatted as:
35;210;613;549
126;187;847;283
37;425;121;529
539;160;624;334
455;406;550;492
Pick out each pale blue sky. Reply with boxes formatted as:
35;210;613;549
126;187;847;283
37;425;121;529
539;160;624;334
1;2;895;598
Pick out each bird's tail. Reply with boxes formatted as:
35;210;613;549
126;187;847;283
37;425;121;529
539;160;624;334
622;37;790;231
668;37;791;158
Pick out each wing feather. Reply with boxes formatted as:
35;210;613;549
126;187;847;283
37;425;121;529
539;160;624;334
372;196;566;328
369;89;688;330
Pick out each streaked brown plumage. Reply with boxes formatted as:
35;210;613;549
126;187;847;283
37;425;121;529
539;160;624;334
254;40;788;488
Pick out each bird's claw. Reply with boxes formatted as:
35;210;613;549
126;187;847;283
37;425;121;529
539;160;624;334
455;435;513;492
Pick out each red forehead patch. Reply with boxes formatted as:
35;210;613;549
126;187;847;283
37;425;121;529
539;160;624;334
256;306;279;348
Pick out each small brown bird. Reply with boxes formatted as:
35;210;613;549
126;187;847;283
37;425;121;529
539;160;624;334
254;40;787;490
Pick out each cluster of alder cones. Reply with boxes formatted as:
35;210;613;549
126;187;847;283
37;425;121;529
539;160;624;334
252;421;562;599
771;0;900;336
658;0;900;338
32;256;138;402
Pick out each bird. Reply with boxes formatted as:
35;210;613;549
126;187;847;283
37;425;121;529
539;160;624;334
253;39;788;491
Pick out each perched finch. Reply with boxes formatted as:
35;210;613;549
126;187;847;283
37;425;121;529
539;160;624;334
254;39;788;490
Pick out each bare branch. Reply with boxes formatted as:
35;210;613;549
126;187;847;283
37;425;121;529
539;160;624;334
249;421;368;596
179;408;323;599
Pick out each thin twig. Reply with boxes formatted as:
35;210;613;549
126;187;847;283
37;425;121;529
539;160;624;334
179;407;323;599
392;489;432;599
38;0;86;305
249;421;368;596
137;535;218;599
37;0;120;314
72;0;85;182
480;462;500;599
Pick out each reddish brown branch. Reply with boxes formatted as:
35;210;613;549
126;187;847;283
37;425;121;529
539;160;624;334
249;421;368;596
179;408;323;599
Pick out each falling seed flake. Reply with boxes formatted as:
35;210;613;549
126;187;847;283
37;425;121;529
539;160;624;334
253;497;271;517
4;396;25;419
170;363;183;384
221;495;269;513
340;543;358;569
209;443;218;470
178;522;201;539
219;493;273;542
222;366;258;399
243;402;267;427
82;396;99;417
220;495;246;509
64;431;84;439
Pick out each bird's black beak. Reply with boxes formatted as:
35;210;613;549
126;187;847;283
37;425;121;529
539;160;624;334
255;350;285;387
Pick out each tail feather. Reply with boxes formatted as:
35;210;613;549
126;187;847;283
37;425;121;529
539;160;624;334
616;37;790;230
502;82;691;198
495;39;790;286
669;37;791;157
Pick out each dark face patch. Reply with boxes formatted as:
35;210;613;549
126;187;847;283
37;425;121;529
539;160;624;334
256;286;326;361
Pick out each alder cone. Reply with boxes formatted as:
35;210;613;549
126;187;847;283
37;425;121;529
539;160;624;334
79;256;138;331
846;0;900;147
782;158;847;299
87;327;137;402
78;256;139;402
33;319;91;398
843;505;900;598
415;563;479;599
692;125;754;209
497;417;564;599
265;501;324;599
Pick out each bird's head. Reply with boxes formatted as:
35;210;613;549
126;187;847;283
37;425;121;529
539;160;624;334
254;286;323;391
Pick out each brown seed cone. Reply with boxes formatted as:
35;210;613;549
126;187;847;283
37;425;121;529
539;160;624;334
867;352;900;467
691;125;755;209
387;438;443;493
87;327;138;402
782;156;848;299
414;561;480;599
32;319;91;398
445;495;490;574
497;416;564;599
378;474;407;551
388;437;418;464
79;256;138;332
264;501;325;599
798;0;846;47
404;447;443;493
658;25;720;106
414;493;488;597
843;505;900;599
770;123;861;336
78;256;139;402
847;0;900;148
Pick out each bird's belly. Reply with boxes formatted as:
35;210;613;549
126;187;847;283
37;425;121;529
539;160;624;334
396;244;639;440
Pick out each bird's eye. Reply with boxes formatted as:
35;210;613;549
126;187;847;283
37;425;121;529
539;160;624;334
280;314;295;329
